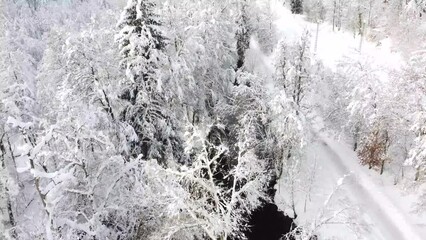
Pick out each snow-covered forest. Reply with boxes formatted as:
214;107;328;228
0;0;425;239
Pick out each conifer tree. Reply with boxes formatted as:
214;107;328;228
291;0;304;14
235;1;251;76
116;0;182;163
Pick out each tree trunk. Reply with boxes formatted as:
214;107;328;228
314;22;320;53
332;0;336;31
415;168;420;181
0;135;17;237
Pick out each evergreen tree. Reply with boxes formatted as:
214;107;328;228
291;0;304;14
116;0;183;163
235;1;251;76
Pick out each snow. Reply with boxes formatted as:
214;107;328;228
2;0;425;239
313;134;426;240
260;2;426;239
270;2;403;72
30;169;58;179
6;116;33;129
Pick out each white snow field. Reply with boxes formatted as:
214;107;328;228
249;2;426;239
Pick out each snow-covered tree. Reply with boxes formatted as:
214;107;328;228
275;31;312;111
0;3;48;237
32;14;163;238
7;0;421;238
291;0;304;14
152;124;269;239
406;0;426;18
116;0;184;163
304;0;327;23
405;50;426;182
336;55;394;173
235;0;252;75
157;0;243;142
249;1;278;53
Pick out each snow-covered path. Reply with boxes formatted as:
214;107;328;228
315;135;425;240
274;131;426;239
269;1;403;71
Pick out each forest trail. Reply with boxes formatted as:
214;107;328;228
275;129;426;239
316;135;425;240
270;1;403;71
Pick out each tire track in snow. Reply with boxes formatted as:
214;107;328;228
319;138;423;240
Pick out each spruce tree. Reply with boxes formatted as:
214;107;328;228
116;0;182;163
235;2;251;74
291;0;303;14
117;0;166;94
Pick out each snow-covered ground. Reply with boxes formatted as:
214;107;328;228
270;1;403;71
251;2;426;239
292;133;426;240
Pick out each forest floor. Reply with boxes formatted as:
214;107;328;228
254;2;426;239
